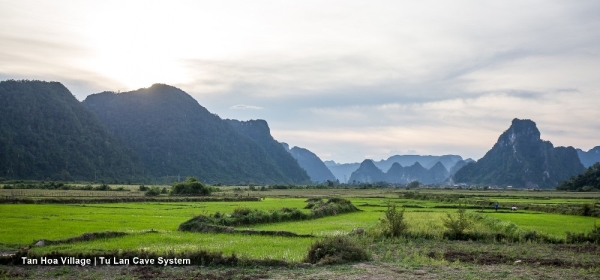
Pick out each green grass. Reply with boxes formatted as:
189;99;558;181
2;194;599;260
0;199;309;245
486;212;600;237
246;211;381;236
491;197;598;205
2;188;600;279
2;197;595;246
30;231;313;262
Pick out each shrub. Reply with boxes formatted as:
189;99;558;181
582;204;593;216
144;187;161;196
443;206;471;239
304;203;315;209
311;198;359;218
94;184;111;191
380;203;407;238
566;223;600;244
233;207;253;216
326;197;350;204
304;236;369;265
170;177;211;196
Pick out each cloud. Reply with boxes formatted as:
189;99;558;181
229;105;263;110
2;0;600;162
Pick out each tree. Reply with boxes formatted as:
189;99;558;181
144;186;161;196
170;177;211;196
557;163;600;191
407;181;420;189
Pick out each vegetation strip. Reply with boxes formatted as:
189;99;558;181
0;196;260;204
178;223;314;237
179;198;360;235
33;231;130;246
400;191;600;217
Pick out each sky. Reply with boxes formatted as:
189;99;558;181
1;0;599;163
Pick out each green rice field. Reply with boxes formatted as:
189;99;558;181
2;188;600;280
2;193;599;261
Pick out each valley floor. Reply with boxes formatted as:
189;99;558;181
2;188;599;279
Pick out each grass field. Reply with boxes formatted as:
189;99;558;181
30;232;314;262
2;196;598;249
1;187;599;279
486;212;599;236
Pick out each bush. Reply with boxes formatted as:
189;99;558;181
566;223;600;244
380;203;407;238
311;198;359;218
94;184;111;191
326;197;351;204
233;207;252;216
443;206;471;239
144;187;161;197
304;236;369;265
170;177;211;196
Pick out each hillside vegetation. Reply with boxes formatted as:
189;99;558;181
0;80;141;181
454;119;584;188
82;84;309;184
557;163;600;191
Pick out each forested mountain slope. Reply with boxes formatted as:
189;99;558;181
454;118;584;188
83;84;306;184
226;120;310;184
0;80;140;181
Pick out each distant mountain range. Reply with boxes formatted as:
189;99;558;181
347;159;452;184
325;155;465;183
454;118;584;188
576;147;600;168
0;80;311;184
332;119;591;188
0;80;596;187
83;84;310;184
281;143;336;183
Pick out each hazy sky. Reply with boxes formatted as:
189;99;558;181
1;0;599;163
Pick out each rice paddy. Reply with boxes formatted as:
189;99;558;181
2;192;598;254
2;187;600;279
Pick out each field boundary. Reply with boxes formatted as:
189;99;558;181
0;196;260;204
